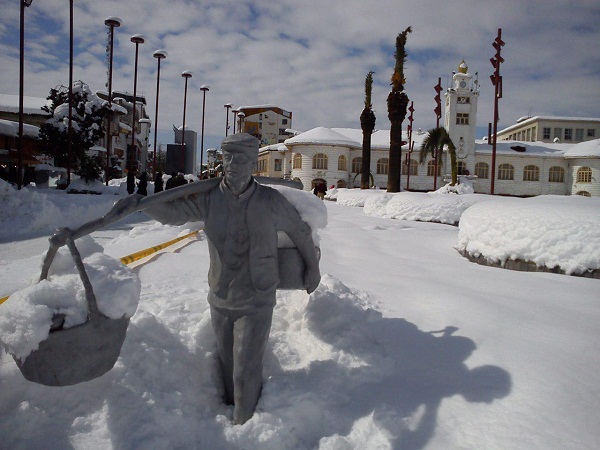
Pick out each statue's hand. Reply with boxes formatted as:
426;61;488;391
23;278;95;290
304;264;321;294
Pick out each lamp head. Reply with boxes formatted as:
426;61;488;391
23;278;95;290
130;34;145;44
153;49;168;59
181;70;193;79
104;16;122;28
200;85;210;92
24;0;33;7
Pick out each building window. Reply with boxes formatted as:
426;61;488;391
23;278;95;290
498;163;514;180
292;153;302;169
553;128;562;140
548;166;565;183
456;113;469;125
587;129;596;138
543;128;551;139
576;191;591;197
575;129;584;142
282;118;288;125
313;153;328;170
523;165;540;181
427;160;441;176
577;166;592;183
475;162;489;179
457;161;468;175
457;96;470;104
338;155;347;171
257;159;267;173
564;128;572;141
402;159;418;176
376;158;389;175
274;159;282;172
351;157;362;173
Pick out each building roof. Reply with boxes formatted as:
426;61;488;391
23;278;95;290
563;139;600;158
0;119;40;138
498;115;600;135
284;127;360;147
474;140;569;157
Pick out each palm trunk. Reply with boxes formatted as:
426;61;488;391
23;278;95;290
360;108;375;189
387;90;409;192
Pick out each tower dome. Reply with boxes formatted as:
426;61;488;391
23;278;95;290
458;60;468;74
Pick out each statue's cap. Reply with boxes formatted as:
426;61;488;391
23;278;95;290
221;133;259;155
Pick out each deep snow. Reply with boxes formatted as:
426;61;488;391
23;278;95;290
1;180;599;449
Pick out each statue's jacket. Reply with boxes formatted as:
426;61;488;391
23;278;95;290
144;178;313;310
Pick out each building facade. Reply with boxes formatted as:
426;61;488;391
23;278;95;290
238;105;293;146
496;116;600;144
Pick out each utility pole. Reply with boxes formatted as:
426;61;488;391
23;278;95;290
489;28;505;195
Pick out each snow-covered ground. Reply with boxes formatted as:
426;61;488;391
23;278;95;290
1;180;599;449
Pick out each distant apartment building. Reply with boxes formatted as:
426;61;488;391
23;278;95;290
496;116;600;144
237;105;293;146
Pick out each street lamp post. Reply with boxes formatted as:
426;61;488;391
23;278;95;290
129;34;145;174
104;16;122;185
66;0;74;185
152;49;167;180
18;0;33;189
237;111;245;133
489;28;505;195
180;70;192;173
199;85;209;179
224;103;232;137
231;109;238;134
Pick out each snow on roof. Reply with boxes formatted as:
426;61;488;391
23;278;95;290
285;127;360;147
474;140;568;157
563;139;600;158
0;119;40;138
0;94;49;115
498;116;600;134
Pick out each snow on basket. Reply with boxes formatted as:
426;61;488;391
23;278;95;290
0;234;140;386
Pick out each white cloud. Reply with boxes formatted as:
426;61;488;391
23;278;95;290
0;0;598;154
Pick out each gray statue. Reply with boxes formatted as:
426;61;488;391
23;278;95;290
133;133;320;424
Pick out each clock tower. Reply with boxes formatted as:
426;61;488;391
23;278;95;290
444;60;479;175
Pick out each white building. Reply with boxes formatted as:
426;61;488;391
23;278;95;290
255;62;600;197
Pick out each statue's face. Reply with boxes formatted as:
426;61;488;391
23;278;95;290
222;150;255;189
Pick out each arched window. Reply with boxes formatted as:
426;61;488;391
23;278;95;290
498;163;514;180
313;153;328;170
427;160;441;177
336;179;347;188
523;165;540;181
548;166;565;183
577;166;592;183
292;153;302;169
475;162;489;179
338;155;347;171
376;158;389;175
402;159;418;176
351;157;362;173
457;161;468;175
576;191;591;197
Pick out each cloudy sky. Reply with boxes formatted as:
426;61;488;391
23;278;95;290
1;0;599;156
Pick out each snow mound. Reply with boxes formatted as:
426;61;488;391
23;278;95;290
457;195;600;274
0;236;140;359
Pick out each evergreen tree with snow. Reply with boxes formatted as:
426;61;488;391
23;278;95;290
39;81;110;176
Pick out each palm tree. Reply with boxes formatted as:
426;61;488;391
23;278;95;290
360;71;376;189
420;127;459;187
387;26;412;192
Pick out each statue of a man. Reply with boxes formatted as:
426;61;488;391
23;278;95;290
143;133;321;424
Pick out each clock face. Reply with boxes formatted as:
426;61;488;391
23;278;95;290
459;81;467;88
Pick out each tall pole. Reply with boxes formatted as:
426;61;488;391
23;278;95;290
224;103;232;136
129;35;145;174
200;85;209;179
231;109;238;134
490;28;505;195
433;77;442;190
406;101;414;191
104;17;121;185
18;1;33;189
237;111;245;133
180;70;192;173
152;50;167;180
66;0;73;185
